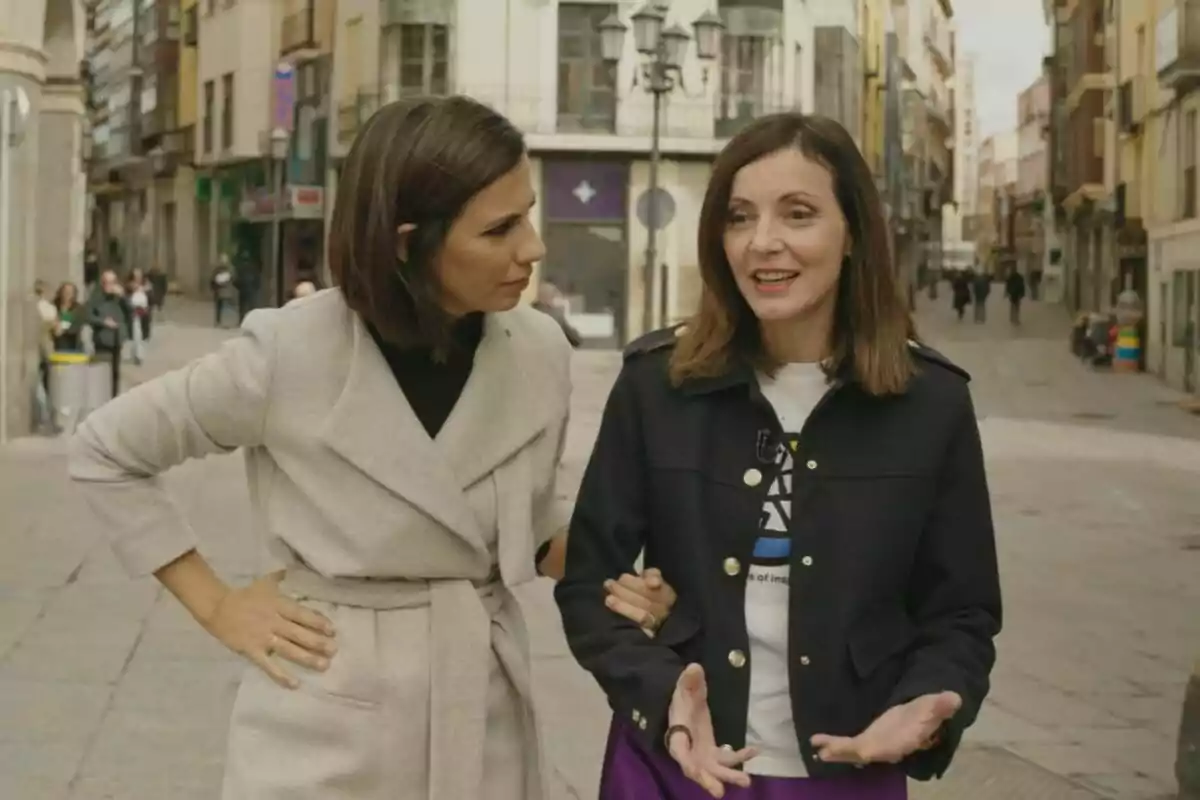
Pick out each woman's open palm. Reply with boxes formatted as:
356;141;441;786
810;691;961;766
667;664;756;798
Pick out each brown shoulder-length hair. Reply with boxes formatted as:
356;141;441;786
328;95;526;349
671;113;916;396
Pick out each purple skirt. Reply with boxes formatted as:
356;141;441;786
599;718;907;800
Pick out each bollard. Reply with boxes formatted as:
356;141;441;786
1179;659;1200;800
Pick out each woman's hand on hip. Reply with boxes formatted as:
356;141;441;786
810;691;962;766
667;664;756;798
604;568;677;636
200;573;338;690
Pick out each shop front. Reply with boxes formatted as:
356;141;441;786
238;183;326;306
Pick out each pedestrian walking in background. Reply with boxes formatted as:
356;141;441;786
1028;267;1043;301
69;95;673;800
83;249;100;295
971;269;991;323
533;280;583;348
148;264;168;317
557;113;1002;800
232;254;262;323
1005;268;1027;326
291;280;317;300
211;256;236;328
52;282;84;353
84;268;128;397
126;268;151;364
951;269;972;321
33;280;57;430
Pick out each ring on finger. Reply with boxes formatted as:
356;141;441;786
643;612;660;632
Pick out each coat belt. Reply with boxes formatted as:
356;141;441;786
280;565;554;800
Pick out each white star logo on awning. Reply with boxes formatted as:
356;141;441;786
573;180;597;205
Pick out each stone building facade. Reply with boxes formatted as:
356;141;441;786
0;0;87;441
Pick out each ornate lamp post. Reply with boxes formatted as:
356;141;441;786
598;3;723;335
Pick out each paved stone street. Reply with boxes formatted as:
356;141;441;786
2;290;1198;800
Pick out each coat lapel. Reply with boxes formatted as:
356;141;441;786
318;314;489;555
318;310;558;558
437;313;558;490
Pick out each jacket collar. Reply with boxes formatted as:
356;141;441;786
318;307;557;556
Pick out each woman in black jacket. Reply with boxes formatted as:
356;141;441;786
557;113;1002;799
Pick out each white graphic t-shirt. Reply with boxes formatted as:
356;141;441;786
743;362;829;777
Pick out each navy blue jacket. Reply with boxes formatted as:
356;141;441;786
555;327;1002;781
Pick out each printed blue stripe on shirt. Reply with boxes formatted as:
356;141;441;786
752;537;791;559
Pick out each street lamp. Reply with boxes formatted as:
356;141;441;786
268;126;289;307
598;3;723;335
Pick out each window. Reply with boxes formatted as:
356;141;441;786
718;35;770;136
556;3;616;133
1172;271;1196;347
221;72;234;150
202;79;214;152
184;4;198;46
382;23;449;99
1182;110;1197;219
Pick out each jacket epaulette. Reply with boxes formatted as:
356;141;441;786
623;324;687;362
907;339;971;382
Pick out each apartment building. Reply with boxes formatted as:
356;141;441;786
330;0;819;343
1147;0;1200;393
1046;0;1111;313
888;0;955;297
860;0;888;181
85;0;194;290
810;0;861;146
942;51;977;272
0;0;87;440
975;131;1018;269
1013;74;1049;287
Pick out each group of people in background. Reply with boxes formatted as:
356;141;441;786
210;253;328;325
33;256;167;433
950;264;1031;325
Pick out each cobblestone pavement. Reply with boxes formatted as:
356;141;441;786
1;290;1197;799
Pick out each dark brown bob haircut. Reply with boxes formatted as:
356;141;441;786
671;112;916;396
328;95;526;349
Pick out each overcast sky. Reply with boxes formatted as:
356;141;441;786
954;0;1050;136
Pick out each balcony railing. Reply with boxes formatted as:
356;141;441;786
1157;0;1200;91
281;3;317;58
140;104;177;138
1065;90;1104;195
380;0;454;27
923;19;953;76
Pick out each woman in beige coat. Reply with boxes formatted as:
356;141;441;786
69;96;670;800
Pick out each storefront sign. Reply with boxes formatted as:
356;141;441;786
238;185;325;222
544;160;627;223
273;63;297;133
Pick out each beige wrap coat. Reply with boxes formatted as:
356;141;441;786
69;289;577;799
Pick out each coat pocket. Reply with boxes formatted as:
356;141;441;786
224;667;385;800
273;600;382;709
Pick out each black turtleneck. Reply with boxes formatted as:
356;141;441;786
367;313;485;437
